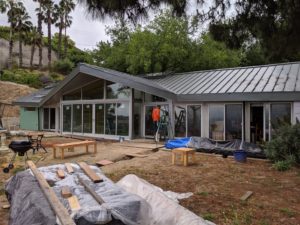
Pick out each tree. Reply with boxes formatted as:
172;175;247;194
27;26;41;69
41;0;56;69
15;4;32;67
54;2;64;59
63;0;75;58
33;0;44;68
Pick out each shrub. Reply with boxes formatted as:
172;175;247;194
52;58;74;75
265;123;300;170
1;69;42;88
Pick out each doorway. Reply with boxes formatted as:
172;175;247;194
250;105;264;144
144;104;169;137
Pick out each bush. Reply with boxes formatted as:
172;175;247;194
265;123;300;170
1;69;42;88
52;58;74;75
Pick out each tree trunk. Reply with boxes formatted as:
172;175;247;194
8;25;13;69
38;4;43;68
64;23;67;59
47;9;51;69
19;31;23;67
58;18;63;59
30;43;36;70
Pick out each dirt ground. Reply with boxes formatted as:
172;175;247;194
0;136;300;225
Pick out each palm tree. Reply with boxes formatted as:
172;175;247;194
5;1;25;69
27;26;40;69
41;0;56;69
61;0;75;59
15;4;32;67
54;2;64;59
33;0;44;68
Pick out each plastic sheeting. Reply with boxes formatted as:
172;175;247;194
165;137;265;158
5;164;152;225
117;174;215;225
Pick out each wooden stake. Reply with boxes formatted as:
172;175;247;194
67;196;80;211
26;161;76;225
240;191;253;201
57;169;65;179
61;186;72;198
78;162;102;183
65;163;74;174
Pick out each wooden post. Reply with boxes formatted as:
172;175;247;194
77;175;105;205
53;147;56;159
94;143;97;154
61;148;64;160
85;145;89;153
57;169;65;179
26;161;76;225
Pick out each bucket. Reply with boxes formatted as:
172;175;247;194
234;150;247;163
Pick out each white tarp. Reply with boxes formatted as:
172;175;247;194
117;174;216;225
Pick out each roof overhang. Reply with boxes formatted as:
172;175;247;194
39;64;177;107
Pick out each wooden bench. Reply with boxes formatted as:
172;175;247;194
172;148;196;166
53;140;97;159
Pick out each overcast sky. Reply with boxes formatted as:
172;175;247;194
0;0;114;50
0;0;226;50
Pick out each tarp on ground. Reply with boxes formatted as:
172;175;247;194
5;164;151;225
165;137;265;158
117;174;215;225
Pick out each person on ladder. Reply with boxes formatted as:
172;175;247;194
152;105;161;142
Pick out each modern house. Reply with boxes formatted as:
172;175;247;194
14;62;300;144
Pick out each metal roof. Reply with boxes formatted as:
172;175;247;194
149;61;300;101
14;62;300;106
14;84;56;107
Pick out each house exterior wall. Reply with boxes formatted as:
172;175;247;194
20;107;39;131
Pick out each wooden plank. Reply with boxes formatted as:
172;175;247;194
96;160;114;167
65;163;74;174
240;191;253;201
26;161;76;225
2;204;10;209
67;196;80;211
57;169;65;179
125;153;148;158
53;140;96;148
78;162;102;183
61;186;72;198
77;175;105;205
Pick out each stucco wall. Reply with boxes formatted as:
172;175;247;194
20;107;39;131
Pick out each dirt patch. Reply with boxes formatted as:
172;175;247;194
0;81;36;117
1;138;300;225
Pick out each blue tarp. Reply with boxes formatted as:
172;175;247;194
165;137;191;149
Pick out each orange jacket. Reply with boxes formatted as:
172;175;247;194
152;107;160;122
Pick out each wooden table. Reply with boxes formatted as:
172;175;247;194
172;148;196;166
53;140;97;159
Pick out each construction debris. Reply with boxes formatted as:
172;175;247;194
96;160;114;167
61;186;72;198
240;191;253;201
78;162;103;183
65;163;74;173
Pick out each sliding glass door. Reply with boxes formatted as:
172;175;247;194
83;104;92;133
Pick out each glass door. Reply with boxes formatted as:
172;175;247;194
144;104;169;137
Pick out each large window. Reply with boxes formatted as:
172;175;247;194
105;103;116;135
43;108;56;130
82;80;104;100
63;89;81;100
117;103;129;136
43;108;49;129
83;104;92;133
225;104;242;139
187;105;201;136
175;105;186;137
95;104;105;134
63;105;71;132
106;81;130;99
209;105;224;140
271;103;291;134
72;104;82;133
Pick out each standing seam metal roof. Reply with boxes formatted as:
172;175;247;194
150;62;300;94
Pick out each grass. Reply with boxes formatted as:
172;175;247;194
197;191;209;196
202;213;215;221
279;208;296;217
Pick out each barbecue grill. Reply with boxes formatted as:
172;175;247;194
3;141;32;173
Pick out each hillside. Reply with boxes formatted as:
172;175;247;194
0;38;57;69
0;81;36;117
